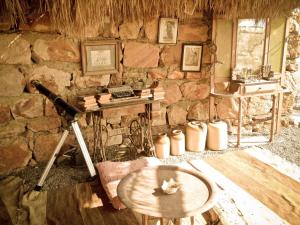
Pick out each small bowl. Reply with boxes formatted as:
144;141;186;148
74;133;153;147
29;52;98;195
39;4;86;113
161;178;181;195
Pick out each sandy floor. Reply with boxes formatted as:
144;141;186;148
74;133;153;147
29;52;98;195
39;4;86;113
2;125;299;192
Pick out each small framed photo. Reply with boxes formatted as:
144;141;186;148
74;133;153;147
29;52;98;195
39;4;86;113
81;40;119;75
158;18;178;44
181;44;203;72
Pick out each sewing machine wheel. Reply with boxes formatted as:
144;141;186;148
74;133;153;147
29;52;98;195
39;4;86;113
129;119;143;150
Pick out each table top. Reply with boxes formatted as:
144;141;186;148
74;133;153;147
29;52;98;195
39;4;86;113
117;165;218;218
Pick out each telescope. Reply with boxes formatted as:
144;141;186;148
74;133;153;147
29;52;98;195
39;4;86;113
31;80;96;191
31;80;80;121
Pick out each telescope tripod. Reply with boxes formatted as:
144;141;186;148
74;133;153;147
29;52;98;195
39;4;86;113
34;121;96;191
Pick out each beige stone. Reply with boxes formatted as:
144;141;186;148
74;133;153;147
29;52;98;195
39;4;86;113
32;38;80;63
26;65;71;94
110;65;123;86
107;117;121;125
187;101;209;121
160;44;182;66
119;20;143;40
162;83;182;105
186;72;203;79
102;21;120;38
27;117;61;132
0;104;11;124
144;17;159;42
178;24;208;42
0;34;31;64
75;74;110;89
216;98;247;119
0;65;25;96
19;13;54;33
0;21;11;31
148;69;167;80
34;133;61;162
12;94;44;119
0;120;26;138
124;42;159;68
45;99;59;117
168;71;184;80
202;45;212;64
107;135;123;146
167;104;187;125
0;138;31;173
248;96;272;116
152;106;167;126
180;82;209;100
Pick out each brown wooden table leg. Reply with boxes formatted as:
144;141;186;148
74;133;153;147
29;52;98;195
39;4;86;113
174;218;181;225
237;97;242;147
142;214;148;225
270;94;277;142
190;216;195;225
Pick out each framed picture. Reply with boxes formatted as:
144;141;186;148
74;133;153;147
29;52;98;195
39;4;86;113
181;44;203;72
158;18;178;44
81;40;119;75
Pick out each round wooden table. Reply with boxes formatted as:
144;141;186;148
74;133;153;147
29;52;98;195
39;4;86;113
117;165;218;225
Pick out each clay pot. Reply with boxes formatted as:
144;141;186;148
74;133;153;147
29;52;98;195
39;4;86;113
170;130;185;156
186;121;207;152
207;120;228;150
154;133;170;159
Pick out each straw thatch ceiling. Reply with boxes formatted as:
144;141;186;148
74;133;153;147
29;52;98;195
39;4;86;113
1;0;299;36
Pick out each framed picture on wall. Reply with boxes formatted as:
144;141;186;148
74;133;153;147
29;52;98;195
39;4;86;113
158;18;178;44
181;43;203;72
81;40;119;75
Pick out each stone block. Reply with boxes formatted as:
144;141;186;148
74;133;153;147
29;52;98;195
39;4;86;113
119;20;143;40
160;44;182;66
180;82;209;100
216;98;247;119
0;104;11;124
124;42;159;68
32;38;80;63
107;135;123;146
107;117;122;125
178;24;208;42
0;65;25;97
75;74;110;89
151;106;167;126
248;96;272;116
187;101;209;121
19;13;55;33
151;102;161;111
34;133;61;162
144;17;159;42
45;99;59;117
0;120;26;138
0;34;31;64
162;83;182;105
148;68;167;80
26;65;71;94
186;72;203;79
0;138;31;173
167;104;187;125
168;71;184;80
27;117;61;132
12;94;44;119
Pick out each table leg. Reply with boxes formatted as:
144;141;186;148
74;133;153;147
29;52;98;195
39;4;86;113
237;97;242;147
270;94;277;142
142;214;148;225
173;218;181;225
190;216;195;225
160;218;164;225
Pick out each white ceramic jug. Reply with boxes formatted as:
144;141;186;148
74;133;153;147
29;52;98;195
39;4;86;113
186;121;207;152
154;133;170;159
207;120;228;150
170;130;185;156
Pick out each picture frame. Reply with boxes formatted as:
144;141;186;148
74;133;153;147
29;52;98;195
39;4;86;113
158;18;178;44
81;40;119;75
181;43;203;72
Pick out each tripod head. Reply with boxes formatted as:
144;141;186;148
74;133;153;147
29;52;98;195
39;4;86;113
31;80;81;122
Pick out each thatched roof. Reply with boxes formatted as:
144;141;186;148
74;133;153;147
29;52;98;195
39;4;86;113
1;0;299;36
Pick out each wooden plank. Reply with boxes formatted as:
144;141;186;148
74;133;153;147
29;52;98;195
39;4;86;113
102;104;145;118
203;151;300;225
237;97;242;147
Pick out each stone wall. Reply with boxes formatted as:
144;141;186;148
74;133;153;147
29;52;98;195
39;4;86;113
0;13;212;173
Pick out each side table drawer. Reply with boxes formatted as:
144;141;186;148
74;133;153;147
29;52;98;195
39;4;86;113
244;83;277;93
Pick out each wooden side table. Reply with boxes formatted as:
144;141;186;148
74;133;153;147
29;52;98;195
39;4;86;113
117;165;218;225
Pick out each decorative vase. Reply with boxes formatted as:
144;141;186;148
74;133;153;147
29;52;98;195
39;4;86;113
186;121;207;152
207;120;228;150
170;130;185;156
154;133;170;159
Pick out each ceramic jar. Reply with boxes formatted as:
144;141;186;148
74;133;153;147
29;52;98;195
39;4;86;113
170;130;185;156
186;121;208;152
207;120;228;150
154;133;170;159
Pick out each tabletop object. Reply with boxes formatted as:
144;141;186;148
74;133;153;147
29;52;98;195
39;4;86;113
117;165;218;223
